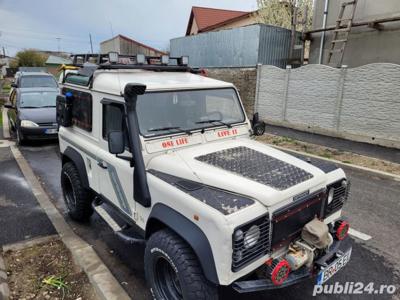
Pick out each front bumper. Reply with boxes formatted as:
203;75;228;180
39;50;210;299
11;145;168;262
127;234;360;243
20;126;58;140
232;236;352;293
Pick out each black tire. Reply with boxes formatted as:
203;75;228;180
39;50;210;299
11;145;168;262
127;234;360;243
61;162;93;221
253;122;265;136
145;229;218;300
16;128;25;145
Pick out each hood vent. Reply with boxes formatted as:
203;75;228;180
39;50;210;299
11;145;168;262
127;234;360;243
195;146;313;191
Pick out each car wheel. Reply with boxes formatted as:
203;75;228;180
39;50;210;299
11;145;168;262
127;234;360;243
61;162;93;221
145;229;218;300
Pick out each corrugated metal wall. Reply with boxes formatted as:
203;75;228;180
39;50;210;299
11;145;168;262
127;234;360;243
170;24;299;68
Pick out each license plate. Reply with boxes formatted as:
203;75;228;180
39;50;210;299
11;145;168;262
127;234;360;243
316;248;352;285
45;128;58;134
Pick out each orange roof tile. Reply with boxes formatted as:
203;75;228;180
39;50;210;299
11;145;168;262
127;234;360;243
186;6;251;35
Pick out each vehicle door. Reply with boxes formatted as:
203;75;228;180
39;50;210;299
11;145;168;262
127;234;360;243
96;99;135;218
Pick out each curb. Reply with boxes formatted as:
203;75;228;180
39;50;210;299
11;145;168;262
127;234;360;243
0;254;10;300
9;145;131;300
2;108;10;139
270;144;400;182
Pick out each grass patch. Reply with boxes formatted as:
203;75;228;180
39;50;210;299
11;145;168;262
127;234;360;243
2;83;11;92
4;238;96;300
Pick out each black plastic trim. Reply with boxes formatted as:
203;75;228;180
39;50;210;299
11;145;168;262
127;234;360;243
97;194;146;238
62;146;89;189
146;203;219;284
123;83;151;207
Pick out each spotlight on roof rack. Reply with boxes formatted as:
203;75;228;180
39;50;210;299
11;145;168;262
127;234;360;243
137;54;146;64
161;55;170;65
178;56;189;66
108;52;119;64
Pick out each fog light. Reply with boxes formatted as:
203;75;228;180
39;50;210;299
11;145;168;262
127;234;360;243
269;259;291;285
335;220;350;240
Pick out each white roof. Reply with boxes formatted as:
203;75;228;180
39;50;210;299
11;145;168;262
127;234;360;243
92;69;233;95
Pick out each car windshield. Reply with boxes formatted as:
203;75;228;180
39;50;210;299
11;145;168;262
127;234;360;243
20;91;58;108
137;88;245;137
20;76;57;88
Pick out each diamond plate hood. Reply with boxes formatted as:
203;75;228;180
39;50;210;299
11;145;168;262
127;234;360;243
146;138;329;207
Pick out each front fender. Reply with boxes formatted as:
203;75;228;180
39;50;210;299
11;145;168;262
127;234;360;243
61;146;89;189
146;203;219;284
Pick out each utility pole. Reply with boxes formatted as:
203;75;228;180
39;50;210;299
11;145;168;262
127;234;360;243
56;37;61;53
89;33;93;54
2;47;5;57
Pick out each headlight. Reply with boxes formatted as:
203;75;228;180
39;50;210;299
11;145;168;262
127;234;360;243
20;120;39;128
327;187;335;204
243;225;261;249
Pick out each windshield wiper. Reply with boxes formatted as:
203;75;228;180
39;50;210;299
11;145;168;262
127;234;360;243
148;126;192;135
20;106;39;108
39;105;56;108
195;119;232;128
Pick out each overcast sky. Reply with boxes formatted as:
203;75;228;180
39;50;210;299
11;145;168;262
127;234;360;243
0;0;258;56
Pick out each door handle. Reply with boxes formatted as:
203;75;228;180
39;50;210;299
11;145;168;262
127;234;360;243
97;161;108;169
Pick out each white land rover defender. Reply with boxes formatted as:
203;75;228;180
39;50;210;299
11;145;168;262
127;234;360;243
57;53;352;299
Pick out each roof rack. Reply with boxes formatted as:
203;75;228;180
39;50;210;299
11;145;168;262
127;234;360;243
69;53;191;69
63;53;201;87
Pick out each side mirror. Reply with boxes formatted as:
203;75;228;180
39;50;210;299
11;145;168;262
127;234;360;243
108;131;125;154
11;83;17;88
251;112;266;136
4;104;15;109
252;112;260;126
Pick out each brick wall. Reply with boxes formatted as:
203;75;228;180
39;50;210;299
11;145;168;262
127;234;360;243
206;67;257;117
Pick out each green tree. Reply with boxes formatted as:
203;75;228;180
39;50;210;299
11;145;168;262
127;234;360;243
14;49;47;67
257;0;313;31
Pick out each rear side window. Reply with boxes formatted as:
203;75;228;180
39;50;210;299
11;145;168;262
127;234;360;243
20;76;57;88
62;88;92;132
102;102;129;146
103;103;124;138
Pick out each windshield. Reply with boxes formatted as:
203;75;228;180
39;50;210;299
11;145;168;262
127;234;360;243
20;76;58;88
137;88;245;137
19;91;58;108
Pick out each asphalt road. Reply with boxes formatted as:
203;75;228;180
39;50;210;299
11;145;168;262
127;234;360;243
0;146;56;246
16;141;400;300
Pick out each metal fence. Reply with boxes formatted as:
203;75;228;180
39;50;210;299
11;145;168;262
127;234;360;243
170;24;300;68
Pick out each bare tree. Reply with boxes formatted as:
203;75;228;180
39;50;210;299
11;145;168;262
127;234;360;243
256;0;313;31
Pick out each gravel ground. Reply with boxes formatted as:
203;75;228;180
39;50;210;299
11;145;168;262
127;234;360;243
4;238;96;300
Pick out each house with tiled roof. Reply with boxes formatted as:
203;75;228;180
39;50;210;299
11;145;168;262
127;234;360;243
100;34;166;57
186;6;258;35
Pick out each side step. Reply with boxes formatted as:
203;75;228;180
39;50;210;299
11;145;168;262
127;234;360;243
93;200;145;245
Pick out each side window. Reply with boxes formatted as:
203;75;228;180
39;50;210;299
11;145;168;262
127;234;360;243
102;102;125;139
62;88;92;132
102;102;129;149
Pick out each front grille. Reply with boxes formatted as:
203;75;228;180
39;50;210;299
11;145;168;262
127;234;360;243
325;180;350;216
232;215;270;271
271;190;325;250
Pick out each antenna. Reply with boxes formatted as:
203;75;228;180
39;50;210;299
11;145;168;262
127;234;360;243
56;37;61;53
108;21;122;95
89;33;93;54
